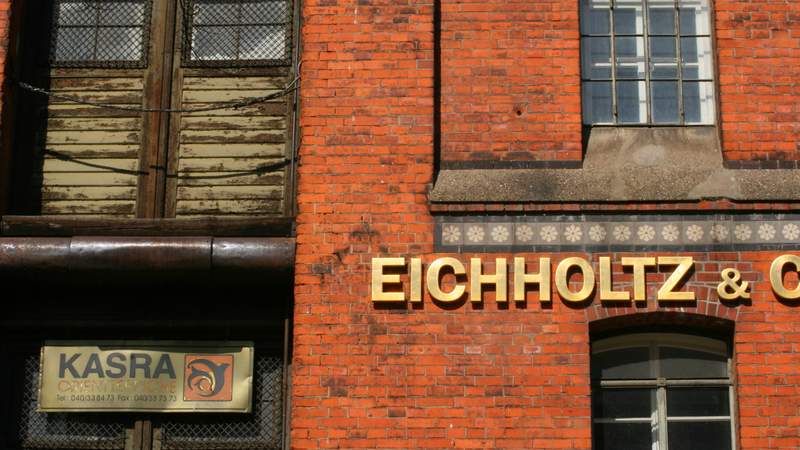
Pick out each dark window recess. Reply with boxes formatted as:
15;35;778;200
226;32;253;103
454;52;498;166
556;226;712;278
181;0;292;67
51;0;152;68
160;355;285;450
15;354;127;450
591;334;734;450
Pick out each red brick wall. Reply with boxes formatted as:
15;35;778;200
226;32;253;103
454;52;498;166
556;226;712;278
440;0;583;163
436;0;800;164
295;0;800;448
716;1;800;162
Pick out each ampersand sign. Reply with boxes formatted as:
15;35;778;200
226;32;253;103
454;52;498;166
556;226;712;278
717;268;750;301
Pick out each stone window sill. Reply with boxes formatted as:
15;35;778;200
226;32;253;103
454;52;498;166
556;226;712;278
430;127;800;203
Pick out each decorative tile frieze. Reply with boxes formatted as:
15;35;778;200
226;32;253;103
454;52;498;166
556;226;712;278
435;215;800;252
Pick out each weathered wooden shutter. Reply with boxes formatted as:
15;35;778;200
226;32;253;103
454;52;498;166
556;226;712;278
164;0;294;218
24;0;157;217
15;0;295;219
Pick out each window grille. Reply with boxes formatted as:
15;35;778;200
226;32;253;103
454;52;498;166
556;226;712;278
591;333;735;450
15;353;127;450
182;0;293;67
160;355;285;450
580;0;715;125
51;0;152;68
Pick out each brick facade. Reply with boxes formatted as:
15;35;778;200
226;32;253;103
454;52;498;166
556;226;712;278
717;1;800;162
295;0;800;448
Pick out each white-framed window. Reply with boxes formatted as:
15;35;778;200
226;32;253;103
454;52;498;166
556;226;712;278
580;0;715;125
591;333;735;450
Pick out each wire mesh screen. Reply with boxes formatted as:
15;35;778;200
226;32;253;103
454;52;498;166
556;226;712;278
182;0;293;66
160;355;284;450
51;0;152;68
15;353;127;450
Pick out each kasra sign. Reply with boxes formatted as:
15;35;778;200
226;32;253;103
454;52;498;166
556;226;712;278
38;342;253;413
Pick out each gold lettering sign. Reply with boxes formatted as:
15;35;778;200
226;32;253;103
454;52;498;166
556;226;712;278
39;341;253;413
555;257;595;302
372;255;800;304
369;254;800;305
770;254;800;300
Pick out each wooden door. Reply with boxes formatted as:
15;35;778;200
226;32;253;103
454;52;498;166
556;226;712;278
11;0;296;219
164;0;295;218
13;0;166;217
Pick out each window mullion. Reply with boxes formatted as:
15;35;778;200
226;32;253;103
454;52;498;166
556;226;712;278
235;2;243;62
641;0;651;124
674;0;684;124
599;378;731;387
610;0;619;124
92;2;102;61
657;385;668;450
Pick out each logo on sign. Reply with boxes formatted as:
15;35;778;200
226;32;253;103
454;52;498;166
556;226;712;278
183;355;233;401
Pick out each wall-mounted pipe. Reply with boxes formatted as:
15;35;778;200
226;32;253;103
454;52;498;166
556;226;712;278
0;237;295;275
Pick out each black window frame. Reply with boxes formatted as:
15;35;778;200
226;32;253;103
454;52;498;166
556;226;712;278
591;332;736;450
49;0;154;69
180;0;294;68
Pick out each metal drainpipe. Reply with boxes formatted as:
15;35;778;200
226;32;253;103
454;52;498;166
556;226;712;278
0;237;295;273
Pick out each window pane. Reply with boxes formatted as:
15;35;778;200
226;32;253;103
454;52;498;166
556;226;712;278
592;347;651;379
96;27;143;61
594;388;654;418
243;0;291;23
681;37;713;79
194;2;240;25
582;37;612;79
659;346;727;378
582;82;614;124
54;28;95;61
98;2;146;26
581;0;611;35
614;0;644;35
680;0;711;35
191;26;238;60
58;2;96;26
667;421;732;450
683;81;715;124
648;0;676;35
617;81;647;123
651;81;679;123
667;388;730;417
240;26;286;60
593;423;652;450
650;36;678;79
615;37;645;79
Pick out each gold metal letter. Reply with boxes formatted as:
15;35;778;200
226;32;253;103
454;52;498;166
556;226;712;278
555;257;595;303
470;258;508;303
513;257;551;303
599;257;630;302
410;258;423;302
371;257;406;302
770;254;800;300
426;257;467;302
621;257;656;302
657;256;695;301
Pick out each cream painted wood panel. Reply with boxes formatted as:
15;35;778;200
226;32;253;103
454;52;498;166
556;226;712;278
37;75;143;216
174;76;288;217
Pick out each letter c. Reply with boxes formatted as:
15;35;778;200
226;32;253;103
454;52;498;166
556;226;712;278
770;255;800;300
